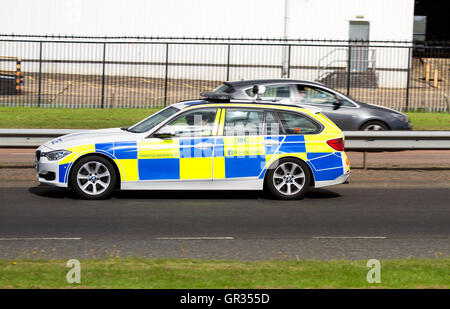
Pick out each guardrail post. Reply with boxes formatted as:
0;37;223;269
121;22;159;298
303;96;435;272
100;42;106;109
37;41;43;107
363;151;367;170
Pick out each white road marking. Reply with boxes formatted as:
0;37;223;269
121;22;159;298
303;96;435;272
155;237;234;240
0;237;82;241
312;236;387;239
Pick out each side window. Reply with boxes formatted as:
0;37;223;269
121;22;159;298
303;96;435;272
224;109;264;136
297;85;337;105
265;111;284;136
245;84;291;101
160;108;217;137
278;111;321;135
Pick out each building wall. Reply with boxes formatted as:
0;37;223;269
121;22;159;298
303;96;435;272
1;0;414;40
0;0;415;88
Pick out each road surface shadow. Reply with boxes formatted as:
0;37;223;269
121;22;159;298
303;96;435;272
28;186;340;200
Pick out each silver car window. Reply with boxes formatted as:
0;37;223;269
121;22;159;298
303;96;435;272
297;85;354;107
245;84;291;101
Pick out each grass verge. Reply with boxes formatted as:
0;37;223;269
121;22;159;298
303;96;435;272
405;112;450;130
0;107;449;130
0;258;448;289
0;107;161;129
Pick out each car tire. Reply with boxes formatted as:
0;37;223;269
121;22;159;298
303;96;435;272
70;155;117;200
360;121;389;131
265;158;311;200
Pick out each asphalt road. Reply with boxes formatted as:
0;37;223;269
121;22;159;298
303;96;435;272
0;185;448;260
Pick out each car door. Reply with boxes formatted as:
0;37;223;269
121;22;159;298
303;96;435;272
138;108;220;182
214;108;272;181
292;84;356;130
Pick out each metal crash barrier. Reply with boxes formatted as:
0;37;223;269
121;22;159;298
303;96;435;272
0;129;449;149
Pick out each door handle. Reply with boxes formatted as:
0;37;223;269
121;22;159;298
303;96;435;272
194;142;214;149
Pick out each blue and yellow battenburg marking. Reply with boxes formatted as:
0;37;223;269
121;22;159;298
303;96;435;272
57;135;347;183
56;104;348;184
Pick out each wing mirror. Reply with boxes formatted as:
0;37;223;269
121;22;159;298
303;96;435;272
153;126;176;139
332;99;343;110
252;85;266;100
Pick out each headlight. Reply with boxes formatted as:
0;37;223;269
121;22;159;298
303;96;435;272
44;150;71;161
391;113;408;122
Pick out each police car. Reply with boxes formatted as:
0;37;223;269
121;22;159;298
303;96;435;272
35;92;350;200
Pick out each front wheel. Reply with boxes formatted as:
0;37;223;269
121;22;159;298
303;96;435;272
70;155;117;200
360;121;389;131
265;158;311;200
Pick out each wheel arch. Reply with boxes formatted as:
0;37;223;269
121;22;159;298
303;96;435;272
263;155;315;187
66;152;122;189
359;119;391;130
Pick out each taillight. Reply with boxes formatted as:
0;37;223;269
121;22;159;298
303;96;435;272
327;137;344;151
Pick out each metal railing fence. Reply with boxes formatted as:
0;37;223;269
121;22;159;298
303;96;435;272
0;35;449;112
1;129;450;150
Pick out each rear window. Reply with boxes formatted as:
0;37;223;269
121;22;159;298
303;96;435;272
277;111;321;135
245;84;291;100
213;83;234;93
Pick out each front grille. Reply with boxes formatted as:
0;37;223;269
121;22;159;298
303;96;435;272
39;171;55;181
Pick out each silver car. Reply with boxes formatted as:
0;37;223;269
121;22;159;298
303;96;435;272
212;79;412;131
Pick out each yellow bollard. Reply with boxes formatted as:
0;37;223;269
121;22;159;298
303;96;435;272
425;63;430;82
434;69;439;88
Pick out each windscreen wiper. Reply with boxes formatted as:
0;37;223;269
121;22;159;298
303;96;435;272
121;127;139;133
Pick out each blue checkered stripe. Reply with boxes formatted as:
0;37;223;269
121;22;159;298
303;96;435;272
138;137;215;180
83;137;344;182
259;135;344;181
95;141;138;159
306;152;344;181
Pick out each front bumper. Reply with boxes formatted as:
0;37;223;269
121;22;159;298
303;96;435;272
390;118;412;130
35;147;68;188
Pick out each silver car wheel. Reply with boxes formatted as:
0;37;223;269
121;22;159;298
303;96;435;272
272;162;305;196
364;124;385;131
76;161;111;196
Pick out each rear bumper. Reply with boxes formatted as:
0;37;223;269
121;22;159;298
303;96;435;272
314;171;350;188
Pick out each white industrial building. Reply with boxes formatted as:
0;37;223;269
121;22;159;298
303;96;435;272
0;0;415;88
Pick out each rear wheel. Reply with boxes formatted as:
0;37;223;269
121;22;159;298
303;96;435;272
360;120;389;131
70;155;117;200
265;158;311;200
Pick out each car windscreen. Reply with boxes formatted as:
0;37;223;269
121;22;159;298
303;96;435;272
127;106;180;133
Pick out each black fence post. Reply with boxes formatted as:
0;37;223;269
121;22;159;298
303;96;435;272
164;43;169;106
287;45;291;78
405;46;412;112
100;42;106;109
37;41;42;107
346;45;352;96
226;44;231;81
